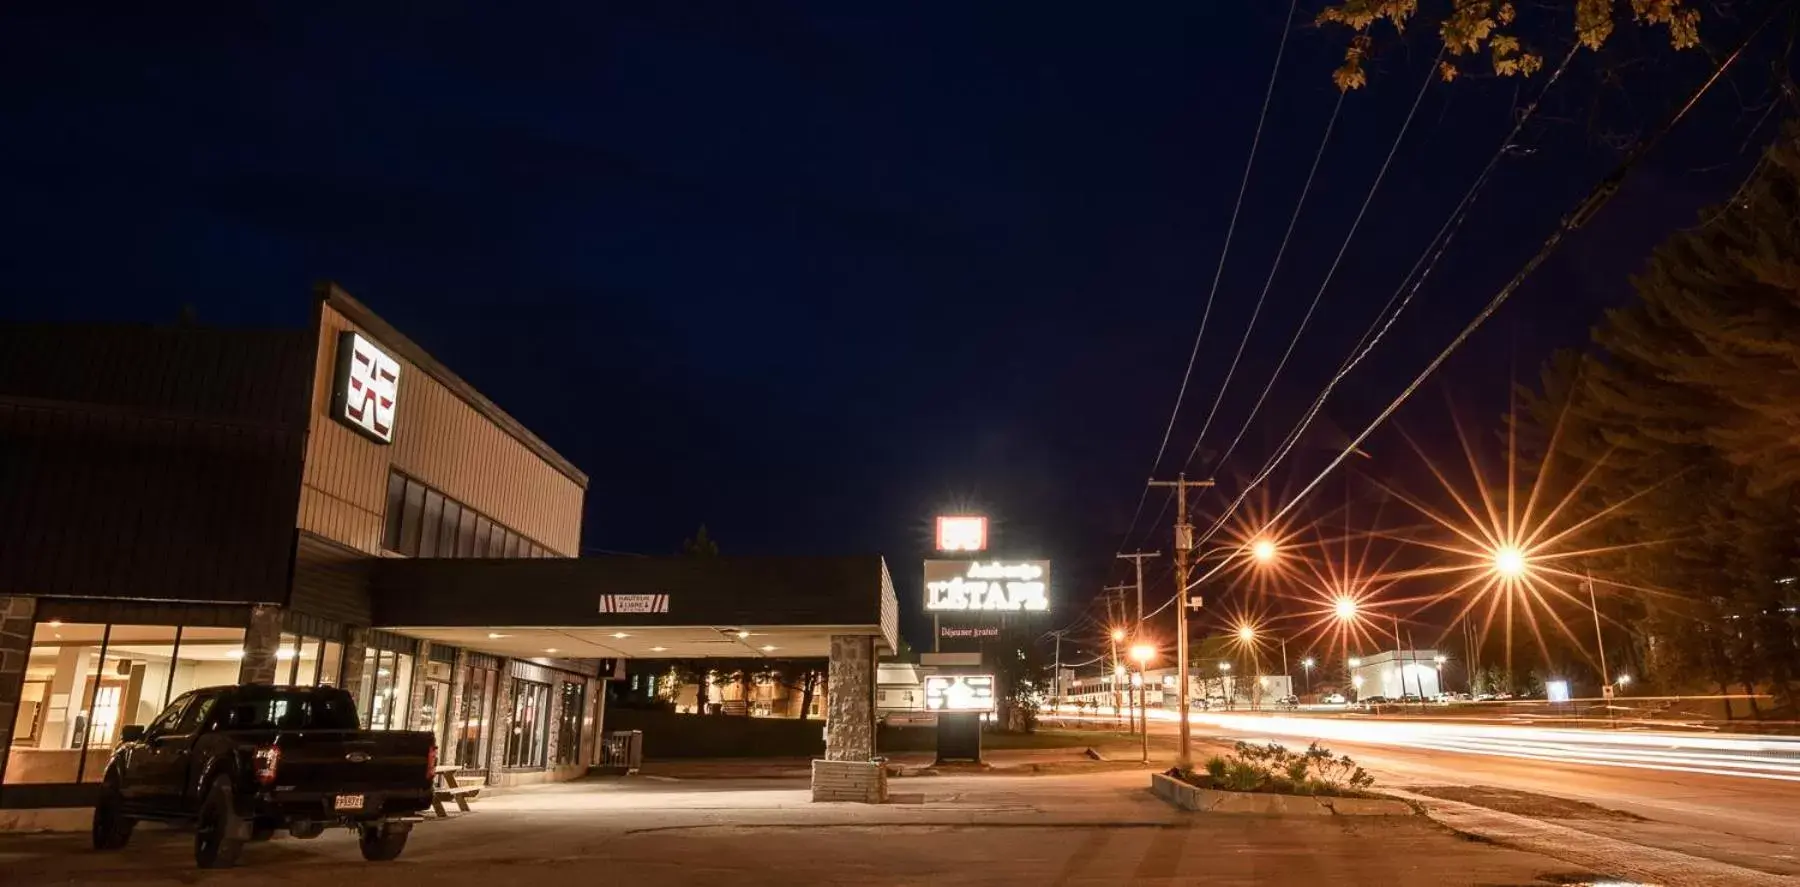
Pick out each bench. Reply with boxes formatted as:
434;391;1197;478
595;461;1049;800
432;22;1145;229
431;765;484;818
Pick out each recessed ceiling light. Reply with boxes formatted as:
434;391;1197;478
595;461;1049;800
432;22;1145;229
651;646;667;653
545;648;558;654
611;632;631;639
761;645;777;652
488;632;510;639
736;630;751;639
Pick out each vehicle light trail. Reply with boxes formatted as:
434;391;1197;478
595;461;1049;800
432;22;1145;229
1189;712;1800;783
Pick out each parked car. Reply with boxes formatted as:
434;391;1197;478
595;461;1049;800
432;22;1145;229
92;684;436;868
1276;695;1300;709
1322;693;1348;705
1399;694;1425;704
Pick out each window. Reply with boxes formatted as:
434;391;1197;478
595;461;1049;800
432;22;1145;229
379;471;552;560
456;664;497;768
6;621;245;786
505;679;550;769
361;649;415;731
146;695;191;737
419;490;444;557
276;633;343;688
555;681;585;766
218;691;360;731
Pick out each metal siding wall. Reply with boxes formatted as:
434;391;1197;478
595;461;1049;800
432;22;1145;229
298;303;583;557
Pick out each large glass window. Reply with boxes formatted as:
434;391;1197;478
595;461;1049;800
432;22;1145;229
505;679;550;769
456;664;497;768
319;640;344;688
379;471;551;559
417;660;453;748
6;621;244;786
555;681;585;766
359;649;414;731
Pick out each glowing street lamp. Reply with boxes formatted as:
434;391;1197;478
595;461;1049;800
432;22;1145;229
1348;657;1362;668
1333;597;1358;622
1236;625;1256;643
1617;674;1632;687
1111;628;1126;642
1434;655;1448;666
1250;538;1277;563
1492;545;1528;579
1217;662;1231;672
1301;657;1315;669
1130;643;1155;667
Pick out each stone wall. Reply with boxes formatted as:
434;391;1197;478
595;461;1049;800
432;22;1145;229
237;604;283;685
810;759;887;803
824;634;875;762
0;596;38;785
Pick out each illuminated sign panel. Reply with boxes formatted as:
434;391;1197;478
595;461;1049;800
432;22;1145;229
331;331;401;444
925;674;996;712
935;515;988;552
924;559;1050;612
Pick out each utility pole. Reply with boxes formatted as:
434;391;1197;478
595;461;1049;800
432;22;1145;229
1103;585;1132;728
1116;553;1160;740
1148;474;1213;770
1048;629;1069;708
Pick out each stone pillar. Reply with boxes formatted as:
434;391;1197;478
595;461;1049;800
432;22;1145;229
824;634;876;761
407;641;433;732
0;596;38;787
488;665;515;780
341;628;371;710
544;675;565;767
583;676;606;766
238;605;283;685
813;634;886;803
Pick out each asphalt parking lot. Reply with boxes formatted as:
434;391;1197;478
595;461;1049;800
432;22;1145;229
0;771;1617;886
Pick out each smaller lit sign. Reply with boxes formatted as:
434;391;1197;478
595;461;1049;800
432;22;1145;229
599;594;669;614
925;674;996;712
1545;680;1571;703
924;559;1050;612
935;515;988;552
331;331;401;444
938;625;1000;641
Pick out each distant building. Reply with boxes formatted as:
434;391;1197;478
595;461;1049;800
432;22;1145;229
1350;650;1442;699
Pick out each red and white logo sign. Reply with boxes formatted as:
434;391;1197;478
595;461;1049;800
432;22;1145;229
935;515;988;552
334;332;400;443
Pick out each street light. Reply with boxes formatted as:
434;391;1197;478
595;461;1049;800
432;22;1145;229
1217;662;1231;672
1111;629;1126;642
1348;657;1362;668
1251;538;1277;563
1236;624;1256;642
1334;596;1358;621
1129;644;1154;764
1493;545;1527;579
1617;674;1632;688
1300;656;1315;695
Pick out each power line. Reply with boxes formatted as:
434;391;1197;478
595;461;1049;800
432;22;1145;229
1188;15;1775;583
1184;92;1348;471
1112;0;1300;558
1188;44;1582;556
1209;49;1443;472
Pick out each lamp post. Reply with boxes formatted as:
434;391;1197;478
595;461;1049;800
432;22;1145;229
1130;643;1155;763
1301;657;1315;696
1217;661;1232;711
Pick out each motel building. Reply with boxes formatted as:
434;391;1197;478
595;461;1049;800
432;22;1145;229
0;284;899;822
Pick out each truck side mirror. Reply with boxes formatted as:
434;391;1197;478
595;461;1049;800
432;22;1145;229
120;725;146;743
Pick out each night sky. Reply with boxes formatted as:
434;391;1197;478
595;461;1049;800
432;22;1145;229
1;3;1781;650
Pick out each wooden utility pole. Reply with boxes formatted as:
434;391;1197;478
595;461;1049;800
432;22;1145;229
1148;474;1213;770
1116;552;1160;740
1103;584;1132;726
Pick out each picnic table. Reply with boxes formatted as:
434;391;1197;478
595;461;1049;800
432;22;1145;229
431;765;482;818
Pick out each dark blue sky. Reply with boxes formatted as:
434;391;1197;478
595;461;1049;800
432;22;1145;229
0;3;1781;646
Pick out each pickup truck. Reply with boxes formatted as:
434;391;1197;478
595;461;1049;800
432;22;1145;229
91;683;436;868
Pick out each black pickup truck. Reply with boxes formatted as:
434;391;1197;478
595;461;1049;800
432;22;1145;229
91;683;436;868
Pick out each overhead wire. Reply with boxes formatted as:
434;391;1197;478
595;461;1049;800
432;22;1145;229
1183;93;1348;471
1183;13;1776;591
1208;48;1444;473
1109;0;1301;560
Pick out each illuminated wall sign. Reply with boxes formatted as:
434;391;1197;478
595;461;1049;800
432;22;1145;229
923;559;1050;612
935;515;988;552
938;625;1000;641
599;594;669;614
331;331;401;444
925;674;996;712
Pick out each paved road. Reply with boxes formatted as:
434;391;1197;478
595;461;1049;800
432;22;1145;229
1102;714;1800;877
0;772;1613;886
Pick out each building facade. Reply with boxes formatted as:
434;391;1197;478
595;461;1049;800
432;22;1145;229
0;284;605;807
1349;649;1443;700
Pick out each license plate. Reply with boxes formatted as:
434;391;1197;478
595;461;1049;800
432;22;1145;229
334;794;365;811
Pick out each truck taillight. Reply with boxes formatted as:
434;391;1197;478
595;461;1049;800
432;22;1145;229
427;742;438;778
254;745;280;786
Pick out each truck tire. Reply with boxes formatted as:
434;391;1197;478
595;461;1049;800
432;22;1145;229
358;824;409;862
91;780;134;850
194;777;247;869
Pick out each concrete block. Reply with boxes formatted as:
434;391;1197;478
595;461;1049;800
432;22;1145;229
1149;773;1414;816
811;759;888;804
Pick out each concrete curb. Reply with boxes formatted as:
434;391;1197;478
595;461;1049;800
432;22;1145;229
1383;787;1795;887
1148;773;1415;816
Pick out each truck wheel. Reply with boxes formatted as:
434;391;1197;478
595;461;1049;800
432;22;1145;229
289;820;326;840
194;778;247;869
91;781;134;850
358;824;409;862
